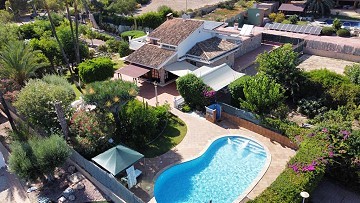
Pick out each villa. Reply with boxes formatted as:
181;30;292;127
119;15;263;87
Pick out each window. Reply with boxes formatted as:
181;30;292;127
161;44;176;50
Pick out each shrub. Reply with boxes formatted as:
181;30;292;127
240;74;285;115
344;63;360;85
298;97;327;118
288;15;298;24
228;75;251;107
306;69;350;89
332;18;342;30
105;38;122;53
118;40;132;57
281;19;291;24
269;13;277;22
250;131;329;203
336;28;350;37
70;110;114;158
328;83;360;107
14;76;75;133
78;57;115;83
182;104;191;112
157;5;176;19
321;27;334;36
9;135;71;181
98;44;108;53
136;0;150;5
176;74;208;110
274;12;285;23
120;30;146;41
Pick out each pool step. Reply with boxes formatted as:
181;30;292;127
231;139;267;157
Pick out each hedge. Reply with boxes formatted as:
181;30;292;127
78;57;115;83
321;27;334;36
336;28;350;37
249;132;329;203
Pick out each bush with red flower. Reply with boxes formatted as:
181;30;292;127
70;109;114;158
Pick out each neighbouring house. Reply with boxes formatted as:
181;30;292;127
121;15;262;86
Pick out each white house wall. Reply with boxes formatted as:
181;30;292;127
177;25;214;57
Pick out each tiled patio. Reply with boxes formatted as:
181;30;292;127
131;109;296;202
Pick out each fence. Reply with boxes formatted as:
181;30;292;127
70;149;144;203
218;103;298;150
262;33;304;45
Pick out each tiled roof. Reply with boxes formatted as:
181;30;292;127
148;18;204;46
186;37;238;61
125;44;175;69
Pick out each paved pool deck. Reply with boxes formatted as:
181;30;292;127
131;108;296;202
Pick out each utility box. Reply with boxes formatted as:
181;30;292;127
205;104;222;123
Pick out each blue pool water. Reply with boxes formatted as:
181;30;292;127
325;19;360;28
154;136;268;203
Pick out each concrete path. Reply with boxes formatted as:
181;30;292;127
0;114;32;203
132;109;296;202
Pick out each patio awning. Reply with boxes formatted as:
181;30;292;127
92;145;144;176
164;61;199;77
195;63;245;91
115;64;150;78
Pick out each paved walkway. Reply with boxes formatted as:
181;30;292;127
131;109;296;202
0;114;32;203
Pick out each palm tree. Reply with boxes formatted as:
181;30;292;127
0;41;47;86
305;0;335;17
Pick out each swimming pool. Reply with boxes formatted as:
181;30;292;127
325;19;360;28
154;136;270;203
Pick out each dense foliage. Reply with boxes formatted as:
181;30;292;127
78;57;115;83
332;18;341;30
257;44;302;100
344;63;360;85
9;135;71;181
336;28;350;37
321;27;334;36
240;74;285;115
176;74;214;110
117;100;170;149
228;75;251;107
250;130;330;203
14;75;75;133
118;40;132;57
0;40;48;86
70;109;114;158
305;0;334;17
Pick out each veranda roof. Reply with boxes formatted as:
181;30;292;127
92;145;144;176
164;61;199;77
278;3;305;12
115;64;150;78
195;63;245;91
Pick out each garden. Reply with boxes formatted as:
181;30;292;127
0;1;187;201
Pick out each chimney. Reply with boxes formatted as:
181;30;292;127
166;13;173;20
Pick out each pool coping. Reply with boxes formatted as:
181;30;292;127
150;134;272;203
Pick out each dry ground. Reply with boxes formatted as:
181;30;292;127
137;0;228;14
297;54;357;74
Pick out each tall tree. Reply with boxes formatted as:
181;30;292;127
305;0;334;17
74;0;81;64
43;0;72;72
65;0;80;64
240;74;285;115
256;43;302;101
0;41;47;86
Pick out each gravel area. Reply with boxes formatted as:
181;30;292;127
137;0;228;14
297;54;357;75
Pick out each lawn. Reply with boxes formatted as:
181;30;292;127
329;14;360;21
72;84;83;100
142;114;187;158
111;53;125;69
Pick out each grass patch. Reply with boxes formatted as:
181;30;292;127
72;84;83;100
112;53;125;70
297;21;309;25
141;114;187;158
